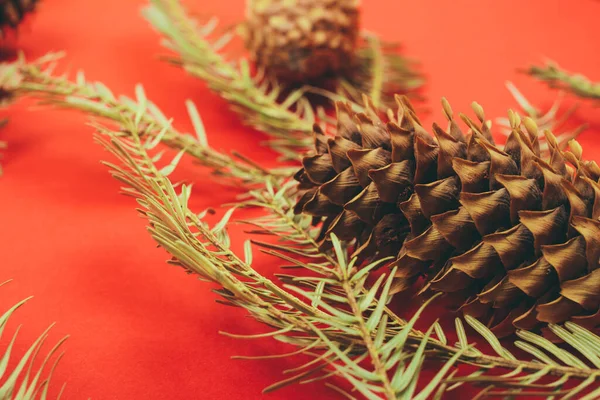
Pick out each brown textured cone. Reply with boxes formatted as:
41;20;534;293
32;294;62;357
294;94;600;336
241;0;359;81
0;0;38;34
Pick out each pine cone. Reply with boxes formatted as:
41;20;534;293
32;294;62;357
293;95;600;337
0;0;38;35
241;0;360;82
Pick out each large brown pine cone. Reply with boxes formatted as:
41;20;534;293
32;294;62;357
293;95;600;337
0;0;38;35
241;0;360;82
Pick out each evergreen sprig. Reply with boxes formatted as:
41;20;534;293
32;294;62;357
142;0;320;160
527;61;600;101
5;53;290;186
0;280;67;399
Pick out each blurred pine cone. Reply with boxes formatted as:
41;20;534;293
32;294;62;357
241;0;360;82
294;96;600;337
0;0;38;35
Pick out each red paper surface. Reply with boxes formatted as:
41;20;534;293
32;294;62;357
0;0;599;399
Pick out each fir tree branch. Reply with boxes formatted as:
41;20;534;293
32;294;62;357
0;280;67;399
94;114;466;397
93;117;384;391
142;0;318;160
527;61;600;101
4;53;289;186
96;123;322;327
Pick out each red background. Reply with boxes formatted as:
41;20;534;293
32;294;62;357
1;0;599;399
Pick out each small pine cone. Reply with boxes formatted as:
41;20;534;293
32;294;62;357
0;0;38;35
241;0;360;82
293;95;600;337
